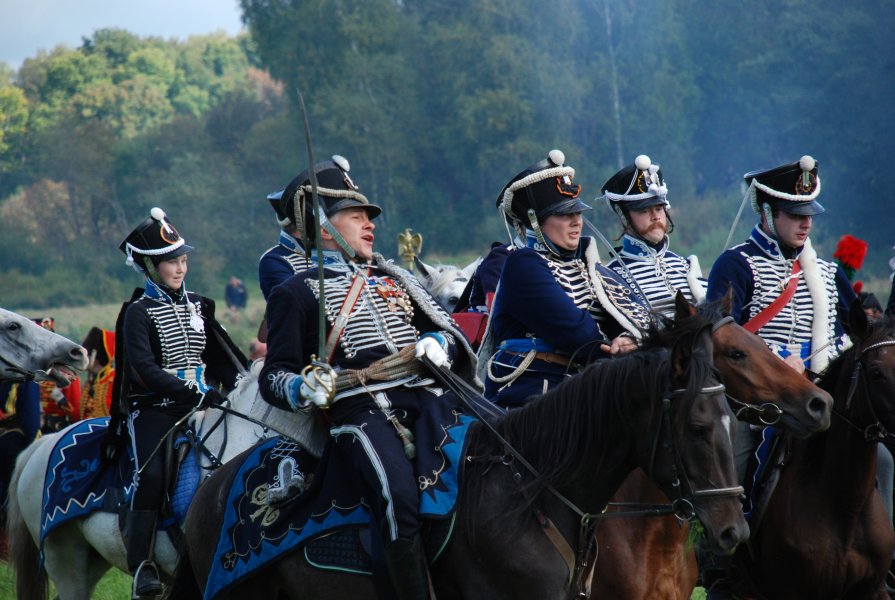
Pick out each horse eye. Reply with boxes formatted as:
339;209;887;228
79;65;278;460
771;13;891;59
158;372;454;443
689;425;710;439
7;322;20;331
868;366;886;381
449;296;459;304
726;350;747;360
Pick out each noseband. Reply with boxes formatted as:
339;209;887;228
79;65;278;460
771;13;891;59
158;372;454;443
711;315;786;426
0;352;43;384
645;382;745;522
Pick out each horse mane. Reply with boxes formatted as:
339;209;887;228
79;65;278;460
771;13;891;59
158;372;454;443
421;265;467;298
466;304;717;507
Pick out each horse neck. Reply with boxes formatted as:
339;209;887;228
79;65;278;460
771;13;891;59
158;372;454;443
812;351;880;510
500;364;647;513
198;374;264;466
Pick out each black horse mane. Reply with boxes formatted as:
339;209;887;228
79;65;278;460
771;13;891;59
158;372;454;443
466;302;719;506
816;313;895;399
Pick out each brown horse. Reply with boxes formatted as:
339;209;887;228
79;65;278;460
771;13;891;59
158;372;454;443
168;295;748;600
591;298;834;599
727;303;895;599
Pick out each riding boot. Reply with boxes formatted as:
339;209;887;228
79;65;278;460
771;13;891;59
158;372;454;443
385;534;430;600
125;509;163;599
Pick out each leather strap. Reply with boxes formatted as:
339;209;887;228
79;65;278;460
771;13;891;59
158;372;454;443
504;350;572;367
323;271;367;361
744;260;801;334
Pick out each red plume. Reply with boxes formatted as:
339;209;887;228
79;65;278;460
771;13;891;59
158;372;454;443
853;280;864;294
833;234;868;271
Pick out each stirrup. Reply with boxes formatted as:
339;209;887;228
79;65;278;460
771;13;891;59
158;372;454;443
132;560;163;599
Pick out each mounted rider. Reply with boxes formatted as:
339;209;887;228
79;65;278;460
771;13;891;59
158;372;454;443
704;156;859;599
258;187;313;302
114;208;247;599
602;155;706;317
480;149;651;408
258;155;476;600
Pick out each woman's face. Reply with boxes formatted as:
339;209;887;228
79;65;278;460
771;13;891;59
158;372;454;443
540;212;583;251
157;255;188;289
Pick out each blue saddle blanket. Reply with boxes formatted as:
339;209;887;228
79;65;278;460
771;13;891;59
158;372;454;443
40;417;200;547
205;412;476;600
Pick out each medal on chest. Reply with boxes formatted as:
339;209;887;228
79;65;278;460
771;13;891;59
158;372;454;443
373;277;412;314
187;302;204;333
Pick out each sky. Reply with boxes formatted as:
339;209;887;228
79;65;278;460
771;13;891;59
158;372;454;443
0;0;245;69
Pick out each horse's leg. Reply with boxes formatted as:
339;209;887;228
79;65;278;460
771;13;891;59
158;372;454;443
8;440;50;600
43;521;110;600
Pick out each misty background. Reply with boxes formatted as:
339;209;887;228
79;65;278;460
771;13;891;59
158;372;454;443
0;0;893;310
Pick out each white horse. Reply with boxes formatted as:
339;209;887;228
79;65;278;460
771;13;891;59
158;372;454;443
413;256;481;313
0;307;87;386
8;361;326;600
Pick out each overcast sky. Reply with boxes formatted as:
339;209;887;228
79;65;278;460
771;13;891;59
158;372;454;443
0;0;245;69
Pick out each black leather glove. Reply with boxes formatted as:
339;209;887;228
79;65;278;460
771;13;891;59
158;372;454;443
100;421;127;464
198;389;226;410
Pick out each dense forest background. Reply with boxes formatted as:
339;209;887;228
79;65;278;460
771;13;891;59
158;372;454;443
1;0;893;310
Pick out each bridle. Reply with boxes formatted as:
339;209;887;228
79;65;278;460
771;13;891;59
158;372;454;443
711;315;786;426
0;352;47;384
454;330;744;598
835;337;895;443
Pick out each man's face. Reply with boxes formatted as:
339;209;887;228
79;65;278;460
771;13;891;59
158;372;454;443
772;210;812;249
324;207;375;260
628;205;668;244
540;212;583;251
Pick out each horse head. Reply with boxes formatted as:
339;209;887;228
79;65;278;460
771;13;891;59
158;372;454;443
707;290;832;437
0;307;87;386
414;257;481;312
839;299;895;439
640;292;749;555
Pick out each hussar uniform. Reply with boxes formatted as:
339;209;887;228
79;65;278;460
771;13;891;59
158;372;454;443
602;155;706;318
259;189;313;302
259;156;473;600
115;208;247;599
480;150;650;408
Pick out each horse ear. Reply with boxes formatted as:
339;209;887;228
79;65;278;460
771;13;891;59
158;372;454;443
720;287;733;316
848;296;870;342
670;333;692;382
674;290;697;321
462;258;481;279
414;257;432;281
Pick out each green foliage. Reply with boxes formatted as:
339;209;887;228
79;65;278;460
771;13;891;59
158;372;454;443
0;2;893;309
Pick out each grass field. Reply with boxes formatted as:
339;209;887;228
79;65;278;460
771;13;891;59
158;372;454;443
0;557;709;599
0;559;132;598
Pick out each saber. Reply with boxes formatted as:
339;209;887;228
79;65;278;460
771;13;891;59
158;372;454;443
581;217;654;311
296;88;328;360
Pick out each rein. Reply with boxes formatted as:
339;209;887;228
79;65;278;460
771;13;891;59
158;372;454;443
0;352;42;383
833;338;895;443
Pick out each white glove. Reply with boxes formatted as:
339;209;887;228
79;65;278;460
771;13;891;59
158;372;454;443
416;335;449;368
51;386;65;402
299;367;336;408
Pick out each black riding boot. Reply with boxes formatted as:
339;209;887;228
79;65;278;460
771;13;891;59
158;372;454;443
385;535;430;600
125;509;163;599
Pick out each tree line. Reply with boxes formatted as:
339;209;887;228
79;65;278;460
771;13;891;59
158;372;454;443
1;0;892;309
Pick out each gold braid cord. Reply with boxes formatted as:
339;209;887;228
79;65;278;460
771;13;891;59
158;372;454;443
334;344;428;392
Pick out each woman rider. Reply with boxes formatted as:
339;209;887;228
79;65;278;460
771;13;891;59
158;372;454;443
481;150;651;408
114;207;247;599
